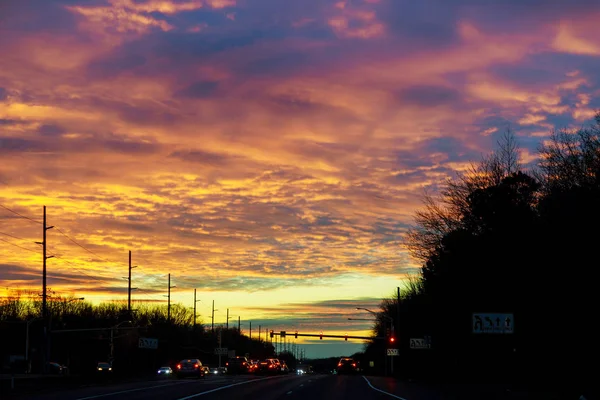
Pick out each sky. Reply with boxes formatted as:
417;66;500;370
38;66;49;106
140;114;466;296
0;0;599;358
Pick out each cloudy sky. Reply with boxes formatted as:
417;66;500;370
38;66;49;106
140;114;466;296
1;0;599;357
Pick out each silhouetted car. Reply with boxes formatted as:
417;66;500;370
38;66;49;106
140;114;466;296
225;356;250;374
47;362;68;375
257;359;280;374
96;362;112;377
336;358;358;374
176;359;205;379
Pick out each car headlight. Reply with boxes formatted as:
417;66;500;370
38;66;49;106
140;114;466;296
98;368;102;371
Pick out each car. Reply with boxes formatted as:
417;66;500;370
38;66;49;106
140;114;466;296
336;357;358;375
175;359;205;379
256;358;280;374
157;366;173;377
97;362;112;374
47;362;68;375
225;356;250;374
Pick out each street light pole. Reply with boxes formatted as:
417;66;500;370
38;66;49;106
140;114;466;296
110;321;132;363
357;307;394;376
25;318;41;373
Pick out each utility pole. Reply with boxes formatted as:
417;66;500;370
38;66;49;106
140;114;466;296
226;308;229;329
211;300;215;333
127;251;137;314
38;206;54;374
40;206;54;320
167;274;176;322
397;286;401;340
258;325;261;341
193;289;199;327
238;316;240;332
249;321;252;338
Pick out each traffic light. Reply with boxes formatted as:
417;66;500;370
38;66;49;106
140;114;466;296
295;331;298;339
270;330;274;338
281;331;286;338
319;332;323;340
389;336;395;344
344;334;348;341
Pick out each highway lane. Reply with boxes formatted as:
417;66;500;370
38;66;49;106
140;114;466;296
4;373;420;400
4;373;563;400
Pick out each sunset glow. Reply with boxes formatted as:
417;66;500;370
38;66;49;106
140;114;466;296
1;0;599;357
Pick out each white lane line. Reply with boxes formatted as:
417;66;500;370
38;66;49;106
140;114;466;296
75;380;195;400
287;391;293;395
362;376;408;400
177;376;282;399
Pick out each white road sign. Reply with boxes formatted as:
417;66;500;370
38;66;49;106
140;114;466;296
409;338;431;349
138;337;158;349
386;348;399;356
214;347;228;355
472;313;514;334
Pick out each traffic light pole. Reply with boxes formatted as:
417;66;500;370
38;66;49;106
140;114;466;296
270;331;386;341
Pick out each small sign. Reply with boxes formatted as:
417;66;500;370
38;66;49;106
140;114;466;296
214;347;228;355
410;338;431;349
473;313;514;334
386;348;399;356
138;337;158;349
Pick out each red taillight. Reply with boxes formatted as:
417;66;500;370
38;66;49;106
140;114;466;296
194;364;199;368
176;364;181;369
352;363;356;367
338;363;342;367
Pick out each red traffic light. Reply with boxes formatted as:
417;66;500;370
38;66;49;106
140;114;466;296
319;332;323;340
295;331;298;339
344;334;348;341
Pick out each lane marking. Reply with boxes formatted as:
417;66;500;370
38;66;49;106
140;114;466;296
362;376;408;400
177;376;283;399
299;384;304;387
287;391;293;395
75;380;196;400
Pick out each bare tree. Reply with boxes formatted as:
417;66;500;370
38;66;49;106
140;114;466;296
538;112;600;193
405;129;522;262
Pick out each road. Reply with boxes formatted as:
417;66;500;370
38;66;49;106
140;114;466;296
4;373;562;400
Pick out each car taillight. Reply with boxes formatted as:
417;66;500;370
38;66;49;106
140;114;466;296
176;364;181;369
352;363;356;367
338;363;342;367
194;364;199;368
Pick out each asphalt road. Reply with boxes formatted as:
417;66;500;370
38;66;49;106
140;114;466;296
3;373;566;400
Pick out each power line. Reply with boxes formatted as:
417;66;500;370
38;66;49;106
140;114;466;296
48;251;110;284
0;236;38;253
0;203;42;224
0;231;30;242
54;227;116;264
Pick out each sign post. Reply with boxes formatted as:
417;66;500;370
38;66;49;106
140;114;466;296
472;313;514;334
409;338;431;349
138;337;158;349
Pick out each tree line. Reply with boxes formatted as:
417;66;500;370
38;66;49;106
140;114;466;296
364;114;600;396
0;291;275;375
